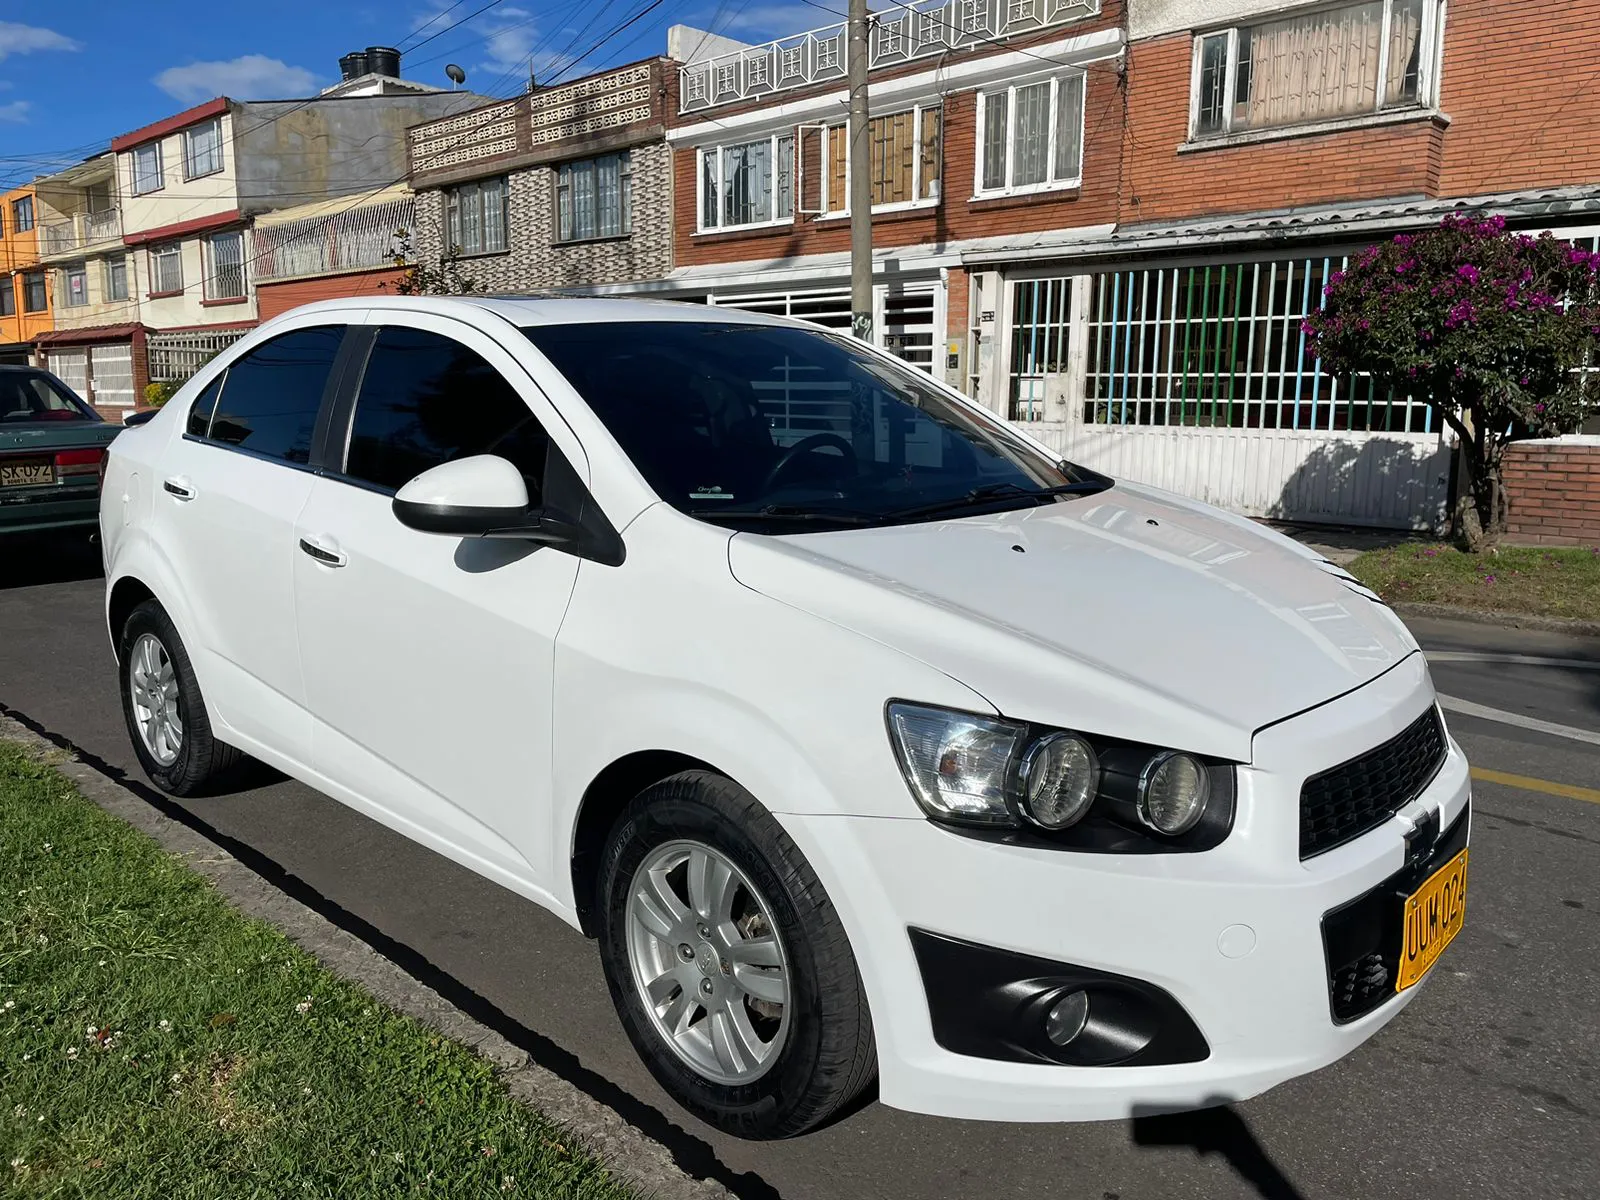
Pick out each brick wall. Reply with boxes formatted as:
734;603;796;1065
413;140;674;290
1118;1;1600;227
673;65;1124;268
1504;442;1600;547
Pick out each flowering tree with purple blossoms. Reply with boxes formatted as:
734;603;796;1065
1304;215;1600;550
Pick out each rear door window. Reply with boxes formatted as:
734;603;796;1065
203;327;346;464
342;325;550;497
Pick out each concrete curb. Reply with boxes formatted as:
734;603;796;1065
1392;602;1600;639
0;713;734;1200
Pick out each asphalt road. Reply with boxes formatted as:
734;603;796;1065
2;534;1598;1200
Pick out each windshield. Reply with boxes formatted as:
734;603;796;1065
0;372;99;424
520;320;1109;530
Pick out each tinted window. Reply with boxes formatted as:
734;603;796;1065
345;326;549;495
206;327;344;464
0;372;96;423
520;320;1097;531
185;373;225;438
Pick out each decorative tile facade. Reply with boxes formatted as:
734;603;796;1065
412;141;674;291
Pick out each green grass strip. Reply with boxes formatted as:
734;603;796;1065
1347;545;1600;622
0;743;635;1200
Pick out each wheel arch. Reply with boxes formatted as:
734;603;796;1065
107;575;157;657
569;749;721;937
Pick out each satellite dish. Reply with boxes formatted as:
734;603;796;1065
445;63;466;88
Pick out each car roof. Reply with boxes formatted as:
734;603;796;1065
262;294;804;332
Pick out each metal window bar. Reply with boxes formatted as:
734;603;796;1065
147;329;249;384
251;198;415;283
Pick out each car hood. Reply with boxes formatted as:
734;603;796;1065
726;483;1419;762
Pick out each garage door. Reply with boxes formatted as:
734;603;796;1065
90;344;135;408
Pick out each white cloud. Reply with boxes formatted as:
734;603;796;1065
717;2;823;36
0;22;81;63
0;100;31;123
153;55;320;104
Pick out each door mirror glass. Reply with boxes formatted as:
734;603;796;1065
392;455;534;536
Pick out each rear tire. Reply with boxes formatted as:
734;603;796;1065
597;771;876;1139
118;599;243;796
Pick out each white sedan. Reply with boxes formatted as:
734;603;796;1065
101;297;1471;1139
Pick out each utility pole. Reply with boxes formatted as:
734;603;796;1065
847;0;872;344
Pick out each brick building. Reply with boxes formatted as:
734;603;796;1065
406;60;675;294
576;0;1600;532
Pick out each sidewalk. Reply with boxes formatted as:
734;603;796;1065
1260;521;1425;566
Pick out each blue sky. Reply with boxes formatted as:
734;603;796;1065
0;0;822;190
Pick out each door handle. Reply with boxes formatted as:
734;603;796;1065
163;476;195;501
298;536;348;568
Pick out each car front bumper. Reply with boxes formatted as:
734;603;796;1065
779;653;1472;1122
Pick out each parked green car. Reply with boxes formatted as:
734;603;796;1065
0;365;121;536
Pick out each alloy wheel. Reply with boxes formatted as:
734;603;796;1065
128;632;183;767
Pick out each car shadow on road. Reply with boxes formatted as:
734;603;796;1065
0;699;785;1200
0;533;103;591
1132;1103;1307;1200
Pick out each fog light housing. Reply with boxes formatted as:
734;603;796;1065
1043;989;1090;1047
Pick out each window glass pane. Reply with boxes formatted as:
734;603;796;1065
870;111;918;206
66;266;87;307
573;162;597;240
23;273;46;312
776;134;794;219
723;139;772;226
0;278;14;317
153;245;182;293
981;90;1008;190
1052;74;1084;181
1011;81;1050;187
186;373;225;438
1235;2;1384;131
596;155;620;238
133;145;162;193
557;166;572;241
919;107;942;199
12;198;34;231
345;326;550;495
0;372;92;421
1195;34;1229;134
187;119;222;176
482;178;507;252
447;191;462;253
702;150;719;227
208;232;245;299
1385;0;1426;104
460;184;482;254
206;327;343;463
105;256;128;301
620;152;633;234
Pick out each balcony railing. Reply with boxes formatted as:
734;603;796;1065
678;0;1100;113
251;195;415;283
39;208;122;257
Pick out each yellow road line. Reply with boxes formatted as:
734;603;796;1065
1471;767;1600;806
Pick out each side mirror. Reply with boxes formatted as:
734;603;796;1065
392;455;575;546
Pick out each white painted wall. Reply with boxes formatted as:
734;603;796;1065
118;111;241;236
1128;0;1304;39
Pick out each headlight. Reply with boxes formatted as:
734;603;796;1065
887;704;1023;825
1019;732;1099;831
886;702;1234;851
1137;752;1210;836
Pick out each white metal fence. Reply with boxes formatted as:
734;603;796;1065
148;330;249;383
251;196;414;283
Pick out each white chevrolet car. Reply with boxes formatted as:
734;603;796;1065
101;297;1470;1139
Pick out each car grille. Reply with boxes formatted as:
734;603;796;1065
1322;806;1469;1023
1299;707;1447;860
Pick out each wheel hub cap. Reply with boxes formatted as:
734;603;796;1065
624;839;791;1086
128;632;183;767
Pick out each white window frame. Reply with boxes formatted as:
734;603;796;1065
63;262;89;308
695;133;795;234
131;143;164;195
183;117;225;180
817;104;943;218
150;242;183;295
104;255;129;303
204;231;246;301
1188;0;1445;141
972;70;1086;200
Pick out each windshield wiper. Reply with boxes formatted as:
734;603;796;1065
686;503;883;526
880;480;1111;523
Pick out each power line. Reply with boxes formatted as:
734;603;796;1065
409;0;513;54
398;0;474;50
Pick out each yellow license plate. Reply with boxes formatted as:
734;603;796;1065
1396;848;1468;991
0;461;53;488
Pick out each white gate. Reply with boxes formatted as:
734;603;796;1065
90;344;135;408
46;349;89;398
708;280;943;375
1000;262;1454;531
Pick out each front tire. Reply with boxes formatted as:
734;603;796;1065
118;599;242;796
597;771;876;1139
